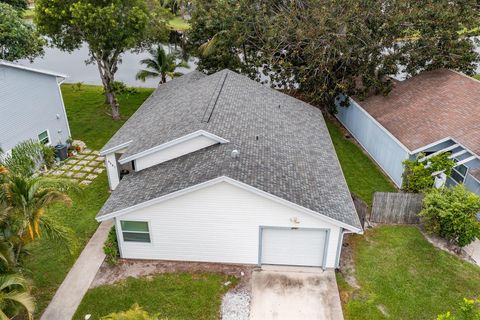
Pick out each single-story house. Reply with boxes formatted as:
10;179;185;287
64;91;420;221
96;69;362;269
0;60;71;153
336;69;480;195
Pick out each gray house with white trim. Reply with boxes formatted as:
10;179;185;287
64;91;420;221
0;61;71;153
336;69;480;195
97;69;362;269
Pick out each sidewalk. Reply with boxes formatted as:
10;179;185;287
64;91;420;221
40;220;113;320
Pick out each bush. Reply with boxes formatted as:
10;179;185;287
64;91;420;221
103;226;120;265
0;139;54;176
419;185;480;247
102;304;165;320
402;152;455;193
105;81;138;96
437;298;480;320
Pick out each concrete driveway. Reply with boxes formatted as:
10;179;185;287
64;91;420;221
250;266;344;320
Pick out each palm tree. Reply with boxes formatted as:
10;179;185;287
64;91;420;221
0;172;79;264
136;46;189;85
0;273;35;320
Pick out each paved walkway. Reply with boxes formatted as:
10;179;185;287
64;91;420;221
41;220;113;320
465;238;480;266
250;266;344;320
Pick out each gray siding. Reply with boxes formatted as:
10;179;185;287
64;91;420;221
0;65;70;152
336;98;410;187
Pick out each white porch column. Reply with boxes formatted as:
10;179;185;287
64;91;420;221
105;152;120;190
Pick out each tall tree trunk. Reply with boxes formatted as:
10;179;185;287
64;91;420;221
92;50;121;120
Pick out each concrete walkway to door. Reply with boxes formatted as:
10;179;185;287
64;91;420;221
250;266;344;320
40;220;113;320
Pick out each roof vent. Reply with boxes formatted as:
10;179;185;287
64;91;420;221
231;149;240;159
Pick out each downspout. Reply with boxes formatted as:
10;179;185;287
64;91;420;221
335;229;357;269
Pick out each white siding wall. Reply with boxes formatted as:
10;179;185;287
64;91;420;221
134;136;219;171
336;99;410;187
116;181;342;268
0;66;70;151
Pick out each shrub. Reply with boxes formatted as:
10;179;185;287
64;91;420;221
419;185;480;247
103;226;120;265
105;81;138;96
0;139;53;176
102;304;165;320
402;152;455;193
437;298;480;320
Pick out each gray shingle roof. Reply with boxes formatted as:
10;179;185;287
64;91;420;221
98;70;361;230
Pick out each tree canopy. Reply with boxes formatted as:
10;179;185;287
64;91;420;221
188;0;480;112
0;0;27;11
0;3;44;61
35;0;171;119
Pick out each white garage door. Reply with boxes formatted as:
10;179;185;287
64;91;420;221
260;227;328;267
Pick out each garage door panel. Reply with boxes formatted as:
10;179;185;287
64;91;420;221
261;228;327;267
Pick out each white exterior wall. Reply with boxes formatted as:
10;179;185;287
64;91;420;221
105;153;120;190
0;65;70;151
115;181;343;268
336;99;410;187
134;135;218;171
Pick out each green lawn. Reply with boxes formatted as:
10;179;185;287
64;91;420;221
22;85;153;315
325;118;396;206
23;173;110;314
168;16;190;31
61;84;154;150
338;226;480;320
74;273;238;319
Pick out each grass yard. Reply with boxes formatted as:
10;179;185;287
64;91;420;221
325;118;396;206
22;85;153;315
61;84;154;150
168;16;191;31
338;225;480;320
23;173;110;315
74;273;238;320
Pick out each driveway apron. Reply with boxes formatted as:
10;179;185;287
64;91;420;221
250;266;344;320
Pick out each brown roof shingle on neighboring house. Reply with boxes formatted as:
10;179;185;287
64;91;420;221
470;168;480;182
353;69;480;156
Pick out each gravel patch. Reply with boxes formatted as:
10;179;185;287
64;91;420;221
221;287;251;320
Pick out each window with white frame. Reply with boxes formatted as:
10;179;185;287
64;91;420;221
120;221;151;242
38;130;50;145
451;163;468;184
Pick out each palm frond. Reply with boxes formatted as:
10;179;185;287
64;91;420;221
198;31;227;57
136;69;161;82
2;291;35;319
39;215;78;254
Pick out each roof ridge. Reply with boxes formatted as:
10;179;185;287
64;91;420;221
201;72;228;123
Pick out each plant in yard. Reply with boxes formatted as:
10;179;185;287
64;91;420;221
402;152;455;193
0;2;44;61
103;227;119;265
101;304;164;320
437;298;480;320
0;172;79;264
136;46;188;85
0;140;56;177
419;185;480;247
35;0;171;120
0;273;35;320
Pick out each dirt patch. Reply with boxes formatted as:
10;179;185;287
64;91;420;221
91;259;254;289
338;233;360;290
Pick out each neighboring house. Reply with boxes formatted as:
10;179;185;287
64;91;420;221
0;61;71;153
96;69;362;269
336;69;480;195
